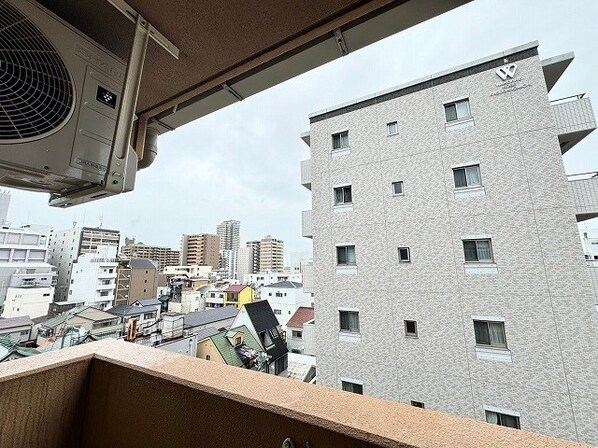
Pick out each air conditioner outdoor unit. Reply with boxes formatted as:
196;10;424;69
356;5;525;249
0;0;139;207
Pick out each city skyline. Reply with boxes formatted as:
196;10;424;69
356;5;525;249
2;0;597;260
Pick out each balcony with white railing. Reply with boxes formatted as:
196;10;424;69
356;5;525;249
567;171;598;221
300;159;311;190
302;210;312;239
551;94;596;154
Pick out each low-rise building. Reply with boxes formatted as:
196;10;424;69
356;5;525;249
0;266;56;319
107;304;159;338
0;337;39;363
36;306;123;346
197;325;262;369
183;306;238;334
286;307;315;354
223;285;254;309
230;300;288;375
0;316;34;343
262;281;311;328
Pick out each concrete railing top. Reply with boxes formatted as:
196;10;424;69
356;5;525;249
0;339;591;448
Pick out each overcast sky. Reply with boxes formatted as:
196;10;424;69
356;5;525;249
5;0;598;261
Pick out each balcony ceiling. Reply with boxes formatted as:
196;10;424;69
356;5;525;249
37;0;471;132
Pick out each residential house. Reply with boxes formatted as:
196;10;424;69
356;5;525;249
107;304;159;338
286;307;315;354
224;285;254;309
196;325;262;369
230;300;288;375
0;337;40;363
262;281;311;327
36;306;123;346
183;306;238;334
0;316;34;343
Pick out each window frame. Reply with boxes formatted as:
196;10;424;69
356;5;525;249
336;245;356;266
398;247;411;263
444;98;471;123
392;181;404;196
334;185;353;206
404;320;418;338
339;310;360;333
474;320;507;349
411;401;425;409
387;121;398;136
453;164;482;189
291;330;303;338
485;410;520;429
341;380;363;395
332;130;349;150
462;239;493;263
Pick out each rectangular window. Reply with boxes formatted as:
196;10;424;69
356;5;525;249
404;320;418;337
339;310;360;333
206;355;211;361
20;330;29;336
444;99;471;122
235;336;242;346
392;181;404;195
336;245;356;266
453;165;481;188
342;381;363;395
274;309;281;315
485;411;520;429
332;131;349;150
398;247;411;263
143;313;155;320
292;330;303;338
387;121;398;135
474;320;507;348
260;331;274;348
334;185;352;205
411;401;425;409
463;239;493;262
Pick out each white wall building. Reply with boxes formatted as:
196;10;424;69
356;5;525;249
301;41;598;444
237;246;254;284
220;249;237;279
0;228;56;317
262;281;312;328
49;227;120;302
162;265;214;278
68;246;118;309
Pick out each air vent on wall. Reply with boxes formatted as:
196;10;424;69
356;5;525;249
0;0;74;142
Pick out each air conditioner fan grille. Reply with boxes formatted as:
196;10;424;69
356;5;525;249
0;0;74;141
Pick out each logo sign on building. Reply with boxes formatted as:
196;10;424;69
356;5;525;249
496;63;518;80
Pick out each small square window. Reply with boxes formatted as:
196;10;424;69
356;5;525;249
485;410;520;429
341;381;363;395
337;245;356;266
387;121;398;135
463;239;493;262
444;99;471;122
474;320;507;348
453;165;481;188
398;247;410;263
332;131;349;150
411;401;425;409
392;181;404;196
339;310;360;333
206;355;211;361
334;185;352;205
404;320;418;337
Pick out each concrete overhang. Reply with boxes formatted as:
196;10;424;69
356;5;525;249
542;51;575;93
37;0;471;159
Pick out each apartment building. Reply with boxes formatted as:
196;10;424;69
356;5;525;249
180;234;220;267
301;42;598;444
121;238;180;269
258;235;284;272
49;227;120;302
115;259;159;306
68;247;118;310
0;228;56;318
216;220;240;251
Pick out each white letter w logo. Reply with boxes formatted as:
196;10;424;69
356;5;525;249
496;63;517;80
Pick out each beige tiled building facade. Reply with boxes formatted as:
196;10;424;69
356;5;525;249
180;233;220;268
301;42;598;444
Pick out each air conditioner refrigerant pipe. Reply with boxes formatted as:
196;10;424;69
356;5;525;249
138;127;158;170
